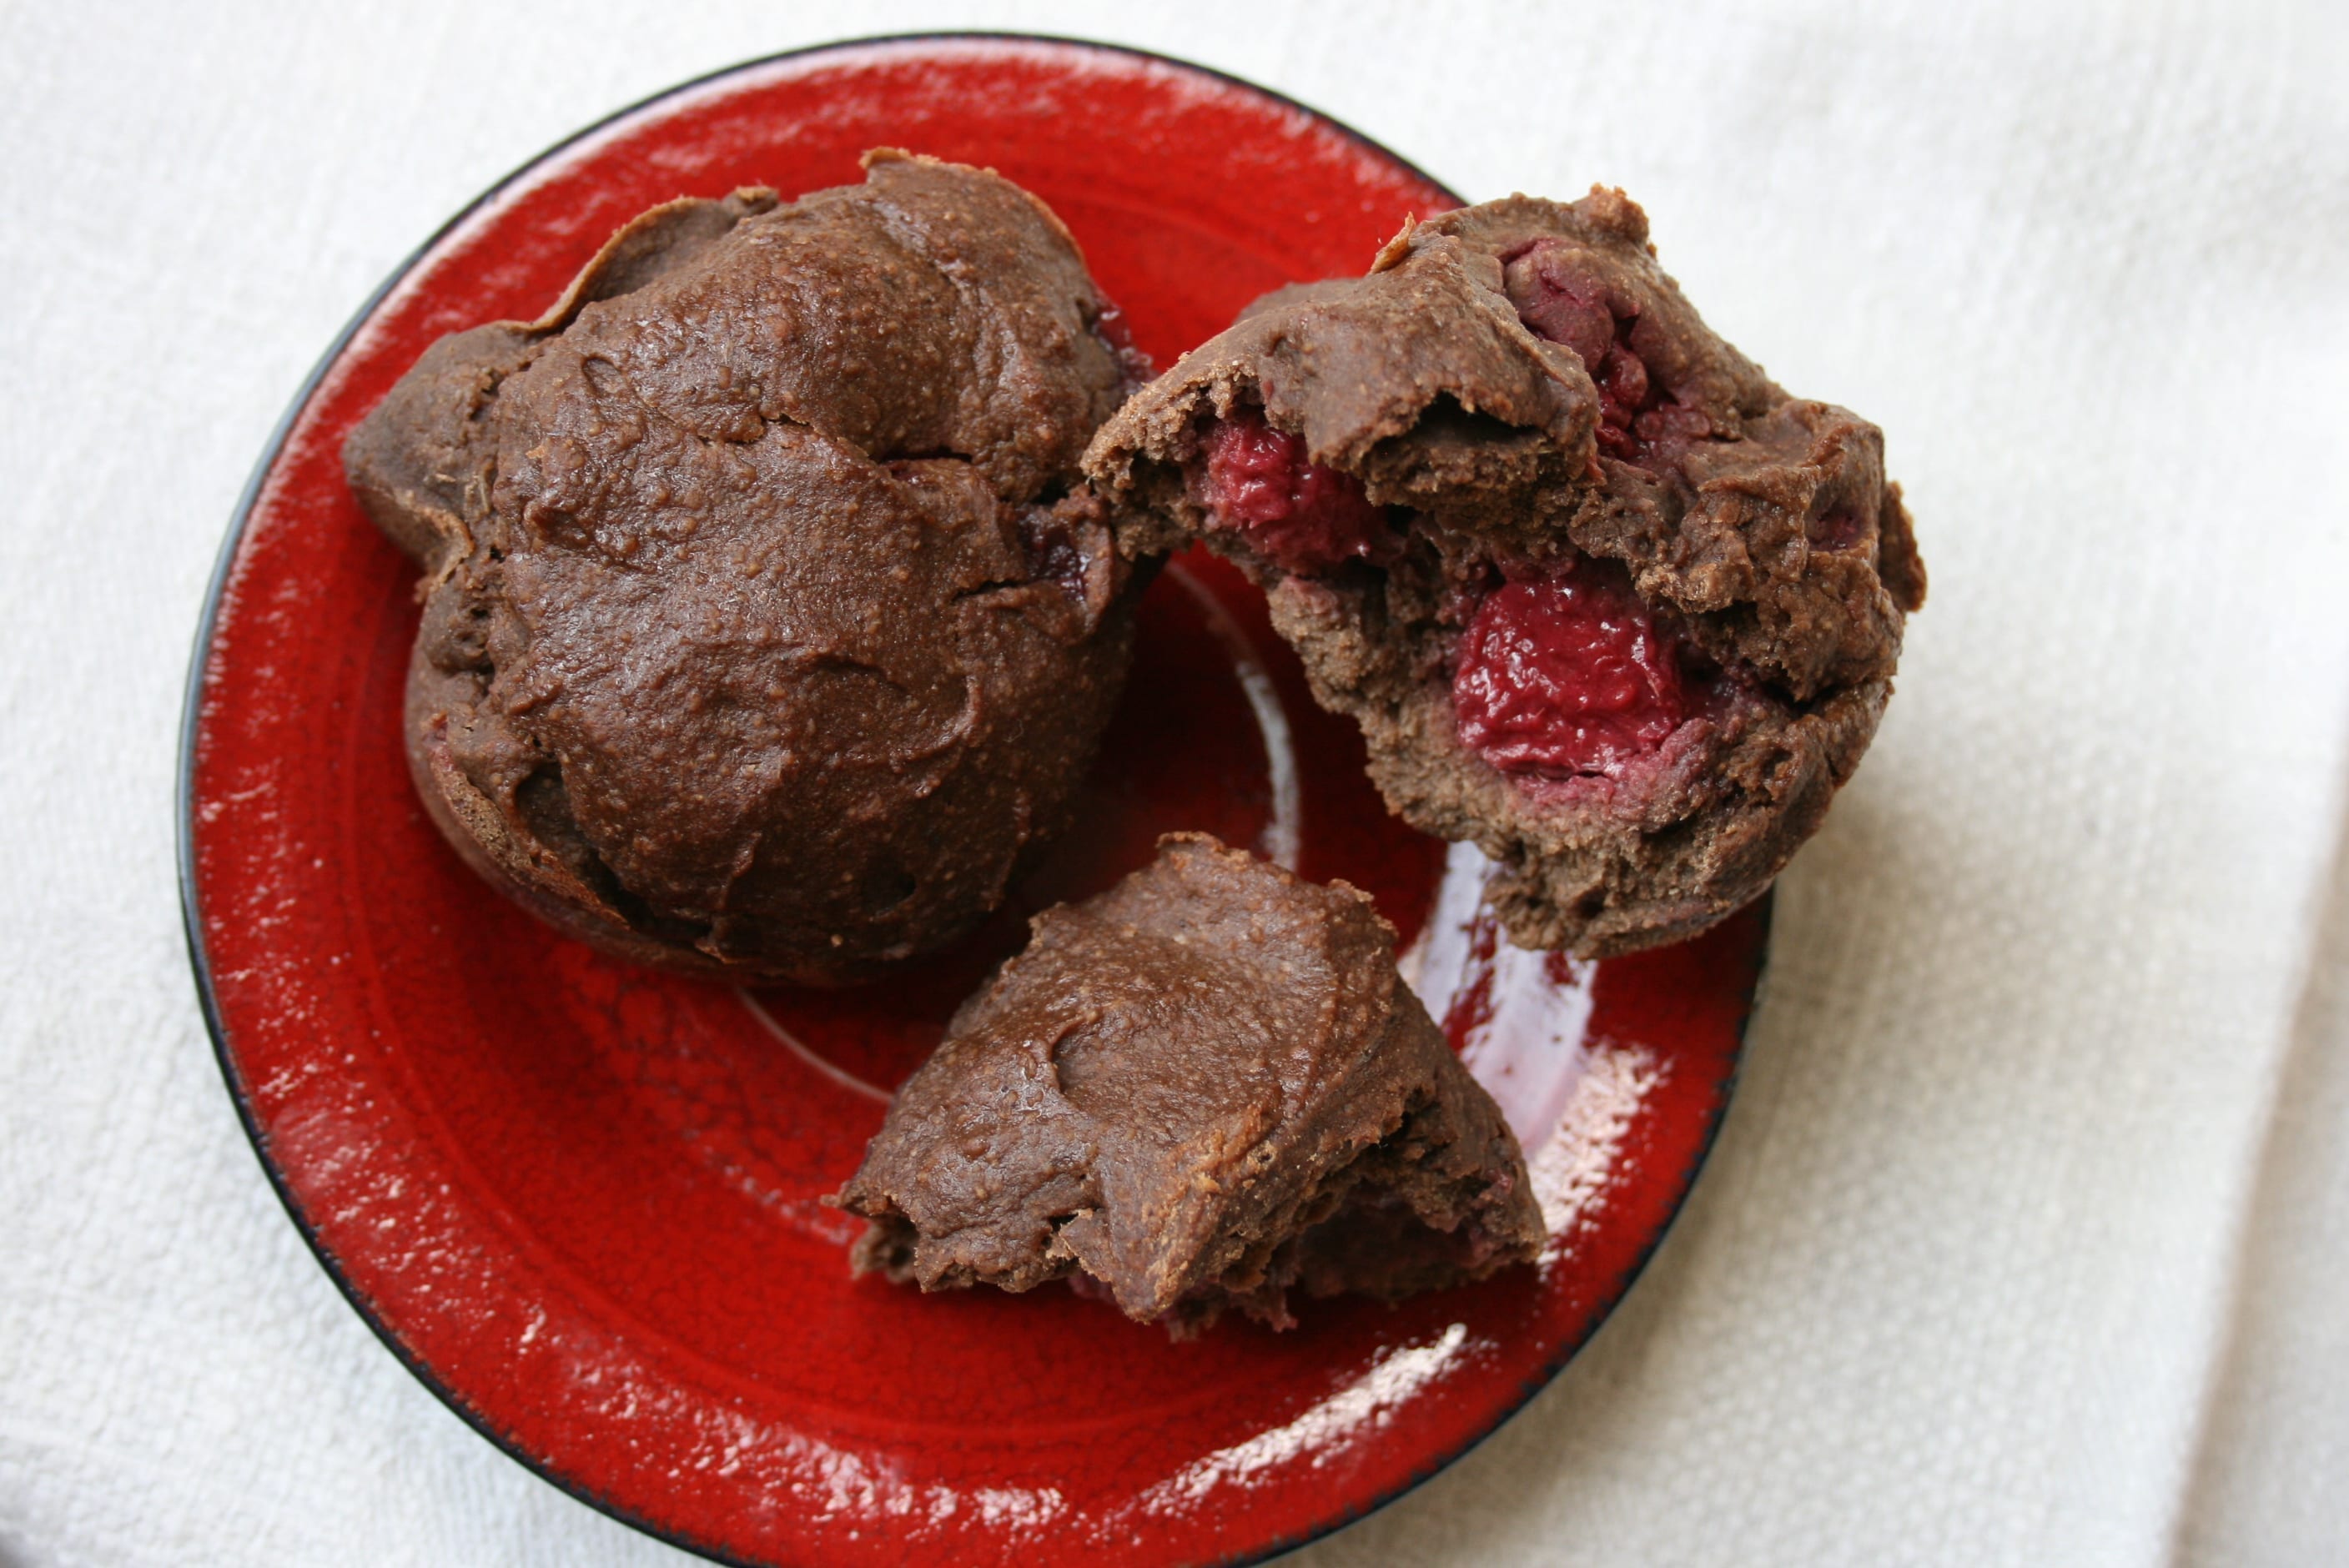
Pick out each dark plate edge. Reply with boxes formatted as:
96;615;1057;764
174;31;1757;1568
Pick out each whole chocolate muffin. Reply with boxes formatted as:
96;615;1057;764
346;152;1148;984
832;834;1544;1338
1084;189;1924;957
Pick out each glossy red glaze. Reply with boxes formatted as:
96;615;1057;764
1200;410;1393;572
1454;560;1686;776
183;37;1767;1568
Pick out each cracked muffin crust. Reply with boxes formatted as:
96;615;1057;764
832;834;1544;1339
345;152;1148;984
1084;188;1925;957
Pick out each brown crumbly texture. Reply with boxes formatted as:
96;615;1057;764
831;834;1544;1338
1085;190;1925;957
346;152;1146;984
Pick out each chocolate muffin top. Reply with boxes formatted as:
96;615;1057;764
1085;188;1924;957
346;152;1146;983
832;834;1544;1338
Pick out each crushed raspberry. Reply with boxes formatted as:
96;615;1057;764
1453;559;1686;776
1503;240;1705;467
1199;410;1393;574
1809;504;1867;550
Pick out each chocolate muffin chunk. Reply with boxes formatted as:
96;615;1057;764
1085;190;1924;957
832;834;1544;1338
346;152;1149;984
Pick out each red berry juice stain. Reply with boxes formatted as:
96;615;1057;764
1093;298;1155;385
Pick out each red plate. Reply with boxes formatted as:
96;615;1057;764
181;35;1766;1568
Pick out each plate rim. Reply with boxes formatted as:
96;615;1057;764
176;32;1765;1568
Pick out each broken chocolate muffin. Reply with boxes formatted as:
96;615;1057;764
832;834;1544;1337
347;152;1148;984
1085;189;1925;957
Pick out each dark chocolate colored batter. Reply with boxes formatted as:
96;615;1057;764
1085;190;1925;957
832;835;1544;1337
347;153;1145;983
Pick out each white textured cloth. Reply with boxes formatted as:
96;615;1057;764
3;2;2345;1564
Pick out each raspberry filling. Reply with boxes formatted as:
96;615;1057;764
1199;410;1393;574
1810;504;1867;550
1453;560;1687;776
1503;241;1709;465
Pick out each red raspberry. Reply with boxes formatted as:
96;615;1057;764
1200;411;1393;574
1453;560;1687;775
1504;240;1713;468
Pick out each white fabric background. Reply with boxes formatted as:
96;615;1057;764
3;1;2344;1564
